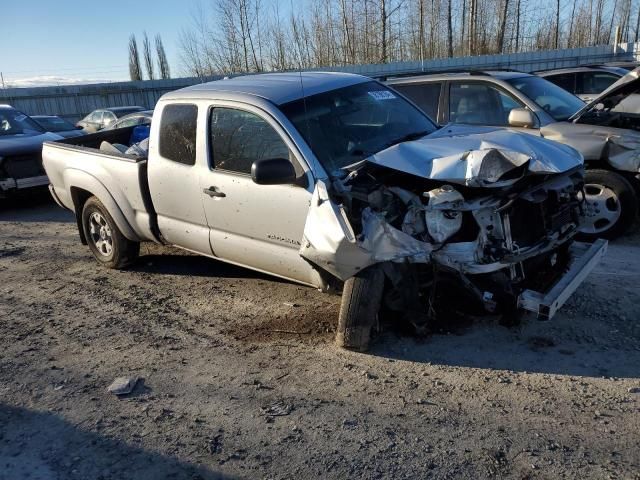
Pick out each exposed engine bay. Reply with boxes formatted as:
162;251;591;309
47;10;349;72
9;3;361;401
300;134;590;332
340;161;583;328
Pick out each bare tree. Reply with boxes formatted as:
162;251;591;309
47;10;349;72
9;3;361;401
155;34;171;79
177;0;628;77
497;0;510;53
447;0;453;57
636;1;640;42
128;35;142;81
554;0;560;48
142;32;155;80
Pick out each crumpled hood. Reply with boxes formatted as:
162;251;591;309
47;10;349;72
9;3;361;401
0;131;61;156
365;124;583;187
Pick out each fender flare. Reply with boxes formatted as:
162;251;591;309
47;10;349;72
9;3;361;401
64;168;140;242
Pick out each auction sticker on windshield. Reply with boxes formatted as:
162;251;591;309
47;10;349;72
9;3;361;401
368;91;397;100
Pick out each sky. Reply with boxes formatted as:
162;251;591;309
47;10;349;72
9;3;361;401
0;0;202;87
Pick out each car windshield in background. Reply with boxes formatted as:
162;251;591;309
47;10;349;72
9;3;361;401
34;117;76;132
507;76;585;121
0;109;45;136
280;81;437;175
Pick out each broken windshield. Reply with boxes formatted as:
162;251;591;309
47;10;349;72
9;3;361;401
280;81;436;176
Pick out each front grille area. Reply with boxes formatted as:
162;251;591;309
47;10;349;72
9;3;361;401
508;196;579;248
0;155;45;179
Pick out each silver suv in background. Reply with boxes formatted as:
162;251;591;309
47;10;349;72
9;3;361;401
536;66;628;102
387;69;640;240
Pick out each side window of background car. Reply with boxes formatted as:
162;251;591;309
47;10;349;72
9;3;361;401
103;112;115;126
496;90;524;118
579;72;620;94
159;104;198;166
210;108;290;175
90;111;102;123
393;83;441;121
449;83;520;126
546;73;576;94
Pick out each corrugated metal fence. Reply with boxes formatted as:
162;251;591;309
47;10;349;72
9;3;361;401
2;42;639;122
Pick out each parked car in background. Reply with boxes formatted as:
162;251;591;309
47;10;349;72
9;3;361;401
602;61;640;71
76;106;145;132
536;66;629;102
32;115;85;138
0;105;61;197
386;69;640;240
43;72;605;351
103;110;153;130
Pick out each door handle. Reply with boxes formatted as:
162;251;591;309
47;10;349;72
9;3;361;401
203;186;226;198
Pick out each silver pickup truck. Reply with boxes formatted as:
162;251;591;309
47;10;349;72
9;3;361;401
43;72;607;351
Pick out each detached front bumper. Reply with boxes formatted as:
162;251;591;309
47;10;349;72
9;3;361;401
518;239;608;320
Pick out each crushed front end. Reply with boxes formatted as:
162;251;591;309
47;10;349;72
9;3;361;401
301;130;607;331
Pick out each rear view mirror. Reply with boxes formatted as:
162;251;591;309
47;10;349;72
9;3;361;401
508;108;536;128
251;158;297;185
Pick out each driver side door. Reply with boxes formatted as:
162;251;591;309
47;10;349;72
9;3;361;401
199;104;319;286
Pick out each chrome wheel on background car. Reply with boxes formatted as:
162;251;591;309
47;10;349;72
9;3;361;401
581;184;622;235
577;169;638;241
88;212;114;257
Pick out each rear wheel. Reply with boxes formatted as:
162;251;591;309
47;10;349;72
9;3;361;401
336;267;385;352
81;196;139;269
577;169;638;241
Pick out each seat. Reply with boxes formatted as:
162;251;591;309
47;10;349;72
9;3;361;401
454;95;490;124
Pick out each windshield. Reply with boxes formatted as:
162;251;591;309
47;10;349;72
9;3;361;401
507;76;585;121
34;116;76;132
280;81;437;175
0;109;45;136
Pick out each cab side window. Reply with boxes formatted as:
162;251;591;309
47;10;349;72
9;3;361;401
546;73;576;94
159;104;198;165
393;82;442;121
210;107;290;175
578;72;620;95
449;82;523;126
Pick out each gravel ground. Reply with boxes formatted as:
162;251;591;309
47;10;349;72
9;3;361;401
1;193;639;480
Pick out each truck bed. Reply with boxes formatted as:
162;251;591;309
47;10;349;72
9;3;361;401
42;127;158;243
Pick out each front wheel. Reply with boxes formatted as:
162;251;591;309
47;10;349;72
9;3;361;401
81;196;140;269
335;267;385;352
577;169;638;241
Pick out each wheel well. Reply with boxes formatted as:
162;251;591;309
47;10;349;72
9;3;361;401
70;187;92;245
585;162;640;199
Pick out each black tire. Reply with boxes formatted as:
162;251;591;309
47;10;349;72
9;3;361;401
336;267;385;352
577;169;638;241
81;196;140;269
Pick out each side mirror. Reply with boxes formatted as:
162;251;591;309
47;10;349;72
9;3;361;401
508;108;536;128
251;158;297;185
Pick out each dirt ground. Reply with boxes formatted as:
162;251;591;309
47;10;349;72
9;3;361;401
1;192;639;480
